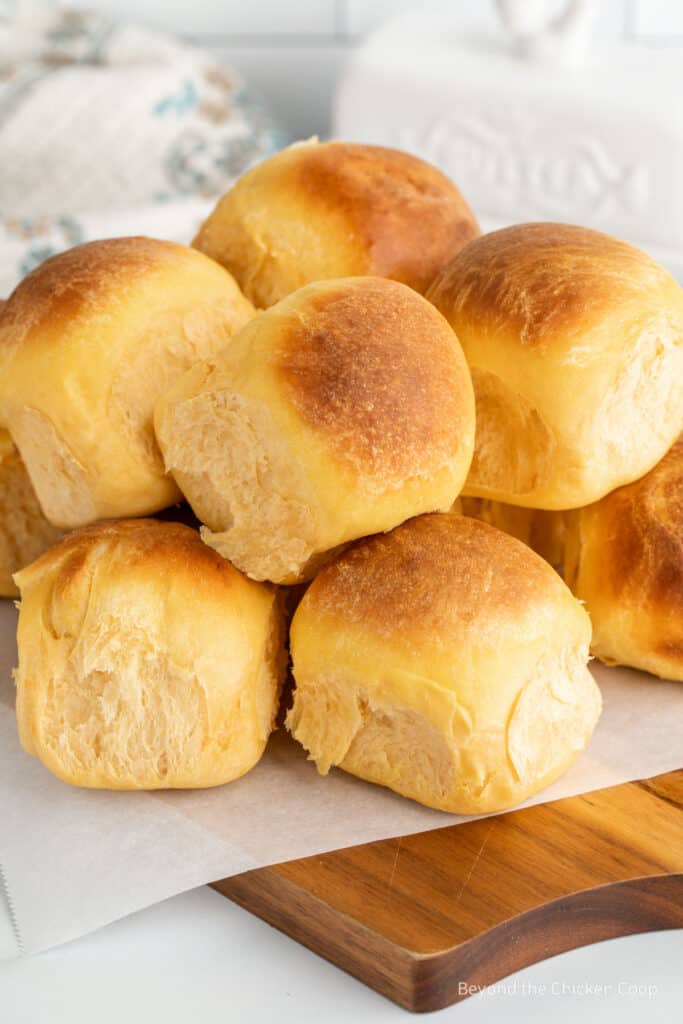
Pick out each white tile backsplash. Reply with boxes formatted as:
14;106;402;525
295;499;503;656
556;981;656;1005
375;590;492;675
72;0;338;38
214;43;348;139
72;0;683;43
343;0;451;38
68;0;683;138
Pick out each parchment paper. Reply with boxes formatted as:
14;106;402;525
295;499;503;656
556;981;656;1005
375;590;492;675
1;600;681;959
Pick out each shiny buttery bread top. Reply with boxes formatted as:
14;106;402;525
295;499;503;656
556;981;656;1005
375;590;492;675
193;139;480;308
155;276;475;583
0;237;253;528
428;222;683;509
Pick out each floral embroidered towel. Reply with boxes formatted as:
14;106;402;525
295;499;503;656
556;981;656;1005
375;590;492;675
0;2;288;296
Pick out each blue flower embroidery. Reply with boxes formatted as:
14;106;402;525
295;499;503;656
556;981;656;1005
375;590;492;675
154;80;199;117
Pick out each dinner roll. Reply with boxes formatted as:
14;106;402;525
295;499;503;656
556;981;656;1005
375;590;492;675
0;237;254;528
0;297;60;596
454;496;566;570
287;514;600;814
427;223;683;509
14;519;285;789
564;438;683;681
193;139;479;308
0;429;62;597
155;277;475;584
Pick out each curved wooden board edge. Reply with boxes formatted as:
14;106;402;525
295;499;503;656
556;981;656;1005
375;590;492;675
413;873;683;1012
212;870;683;1012
212;770;683;1012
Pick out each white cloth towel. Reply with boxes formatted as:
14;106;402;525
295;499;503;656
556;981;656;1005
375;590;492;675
0;1;287;295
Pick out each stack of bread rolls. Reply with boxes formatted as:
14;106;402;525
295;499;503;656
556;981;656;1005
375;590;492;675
427;222;683;682
2;138;680;812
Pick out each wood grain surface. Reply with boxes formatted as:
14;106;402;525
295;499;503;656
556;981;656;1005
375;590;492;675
213;769;683;1012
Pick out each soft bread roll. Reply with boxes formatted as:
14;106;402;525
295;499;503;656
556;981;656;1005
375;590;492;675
14;519;285;789
155;277;475;584
0;237;254;528
564;438;683;681
454;496;566;571
192;139;480;308
286;514;600;814
0;298;62;596
0;430;62;597
427;223;683;509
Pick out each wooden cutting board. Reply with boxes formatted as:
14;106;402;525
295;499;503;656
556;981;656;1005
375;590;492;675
213;769;683;1013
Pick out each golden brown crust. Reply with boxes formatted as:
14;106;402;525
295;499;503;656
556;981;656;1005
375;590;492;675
561;437;683;678
0;238;254;527
427;222;673;350
155;276;475;584
288;511;597;813
304;513;567;640
457;496;566;569
427;222;683;509
277;278;473;485
0;238;184;348
193;141;479;304
16;517;244;594
570;438;683;616
287;143;479;293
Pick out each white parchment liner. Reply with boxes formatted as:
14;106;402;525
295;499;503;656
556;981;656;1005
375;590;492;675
1;601;681;958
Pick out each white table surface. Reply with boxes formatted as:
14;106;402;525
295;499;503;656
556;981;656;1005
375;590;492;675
1;885;680;1023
